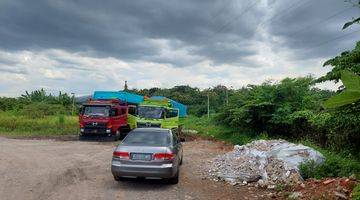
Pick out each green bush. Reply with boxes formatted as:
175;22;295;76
213;75;359;157
299;160;318;179
353;183;360;200
299;146;360;179
20;102;69;118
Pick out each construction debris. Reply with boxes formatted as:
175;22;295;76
287;177;358;199
208;139;325;186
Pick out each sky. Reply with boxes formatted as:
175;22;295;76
0;0;359;97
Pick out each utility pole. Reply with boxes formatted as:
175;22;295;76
207;92;210;119
71;93;75;115
225;87;228;106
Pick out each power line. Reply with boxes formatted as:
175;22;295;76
211;0;261;36
189;0;261;54
312;29;360;48
225;0;314;49
254;0;313;33
289;6;355;37
209;0;232;22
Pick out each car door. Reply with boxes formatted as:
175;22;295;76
172;131;182;165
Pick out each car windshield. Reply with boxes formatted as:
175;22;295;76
122;131;170;146
83;106;110;117
138;106;164;119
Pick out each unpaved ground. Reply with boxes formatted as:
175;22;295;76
0;137;271;200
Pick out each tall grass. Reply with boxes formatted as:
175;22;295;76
181;115;269;145
0;111;78;137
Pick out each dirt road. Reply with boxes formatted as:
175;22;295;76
0;137;270;200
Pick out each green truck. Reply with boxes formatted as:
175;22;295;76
136;98;181;130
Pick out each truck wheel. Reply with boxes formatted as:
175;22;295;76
79;134;86;141
119;128;128;140
114;130;121;141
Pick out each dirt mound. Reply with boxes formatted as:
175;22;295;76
283;177;358;199
208;140;325;186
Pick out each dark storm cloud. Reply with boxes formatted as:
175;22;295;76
266;0;360;60
0;0;266;66
0;0;358;67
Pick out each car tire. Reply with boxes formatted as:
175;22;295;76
114;176;125;181
168;170;179;184
179;155;183;165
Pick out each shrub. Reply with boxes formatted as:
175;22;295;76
299;149;360;179
353;183;360;200
20;102;69;118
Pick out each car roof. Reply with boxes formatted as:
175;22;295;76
133;128;170;132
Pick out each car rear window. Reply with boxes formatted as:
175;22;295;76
122;131;171;146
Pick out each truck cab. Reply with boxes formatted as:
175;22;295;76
136;99;180;129
79;99;135;140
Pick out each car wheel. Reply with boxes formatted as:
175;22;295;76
168;170;179;184
114;176;125;181
179;155;183;165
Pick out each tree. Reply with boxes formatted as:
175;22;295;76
324;70;360;108
316;41;360;83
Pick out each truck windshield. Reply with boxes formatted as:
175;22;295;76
83;106;110;117
138;106;164;119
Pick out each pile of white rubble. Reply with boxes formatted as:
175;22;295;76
208;140;325;187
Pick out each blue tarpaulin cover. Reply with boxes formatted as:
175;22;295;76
92;91;187;117
93;91;144;104
151;96;187;117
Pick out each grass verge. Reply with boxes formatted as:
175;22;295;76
0;111;78;137
181;115;268;145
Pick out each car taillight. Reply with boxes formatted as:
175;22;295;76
154;153;174;160
113;151;129;159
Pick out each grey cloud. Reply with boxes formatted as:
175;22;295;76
0;55;18;65
52;58;94;71
0;0;266;67
0;66;27;74
266;0;360;60
0;0;358;68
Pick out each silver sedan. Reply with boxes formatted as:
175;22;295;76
111;128;183;184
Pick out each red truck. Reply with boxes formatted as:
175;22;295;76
78;99;137;140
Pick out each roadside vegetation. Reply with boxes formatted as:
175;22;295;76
182;115;360;180
0;89;78;137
